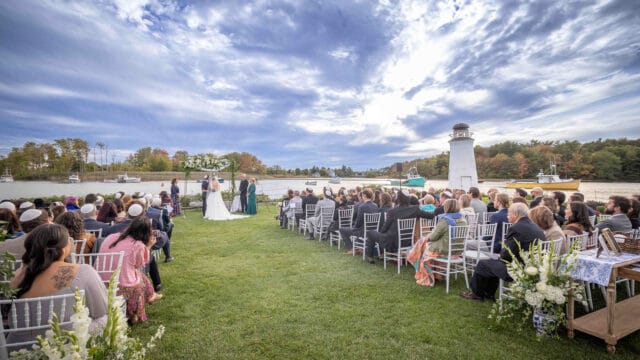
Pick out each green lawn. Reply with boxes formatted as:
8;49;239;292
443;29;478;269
131;207;640;359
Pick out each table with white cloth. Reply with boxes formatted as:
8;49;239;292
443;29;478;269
231;195;242;213
567;250;640;353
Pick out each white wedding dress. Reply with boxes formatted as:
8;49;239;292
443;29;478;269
204;181;248;221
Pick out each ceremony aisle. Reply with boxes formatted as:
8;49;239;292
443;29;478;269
132;208;639;359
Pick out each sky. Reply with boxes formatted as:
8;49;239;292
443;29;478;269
1;0;639;170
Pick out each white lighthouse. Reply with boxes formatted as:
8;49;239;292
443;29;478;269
448;123;478;190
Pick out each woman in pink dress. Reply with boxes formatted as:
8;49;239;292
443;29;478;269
100;216;162;323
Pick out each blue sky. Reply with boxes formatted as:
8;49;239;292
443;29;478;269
1;0;639;169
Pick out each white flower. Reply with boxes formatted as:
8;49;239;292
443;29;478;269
525;266;538;276
535;282;547;293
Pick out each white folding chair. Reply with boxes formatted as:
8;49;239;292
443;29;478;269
463;213;479;239
464;223;498;274
329;207;353;248
597;214;612;224
431;225;469;294
419;218;436;239
353;212;381;260
483;211;497;224
86;228;103;239
0;291;84;357
539;237;564;254
70;238;87;264
588;215;596;228
383;218;416;274
314;207;335;242
71;251;124;289
566;233;589;251
500;222;512;251
298;204;317;236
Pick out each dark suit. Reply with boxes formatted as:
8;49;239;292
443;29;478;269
339;200;379;249
489;208;509;253
239;179;249;213
365;205;431;257
530;196;543;208
471;217;546;299
82;218;111;234
201;180;209;216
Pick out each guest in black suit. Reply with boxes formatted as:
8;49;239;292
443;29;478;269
529;187;544;208
201;175;210;216
461;203;546;301
365;190;431;262
239;174;249;213
295;189;318;225
339;189;378;252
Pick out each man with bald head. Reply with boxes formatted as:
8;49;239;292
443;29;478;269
461;202;546;301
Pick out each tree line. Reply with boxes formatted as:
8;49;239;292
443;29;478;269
1;137;638;181
391;138;640;181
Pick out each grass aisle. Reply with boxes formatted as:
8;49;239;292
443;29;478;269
132;208;639;359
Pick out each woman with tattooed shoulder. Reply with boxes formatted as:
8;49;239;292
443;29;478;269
9;223;108;349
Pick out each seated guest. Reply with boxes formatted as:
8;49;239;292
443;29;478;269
458;194;475;216
552;191;566;220
468;187;487;220
64;196;80;212
50;203;67;220
529;187;544;208
434;191;454;216
489;193;510;254
627;198;639;230
365;190;431;263
95;195;104;210
9;224;108;349
17;201;35;217
0;208;24;239
305;189;335;240
81;204;111;234
540;197;564;226
529;206;565;253
378;192;393;218
408;199;468;286
97;201;119;224
420;194;436;212
0;200;17;214
151;197;174;262
596;195;632;232
99;217;162;324
113;198;127;222
284;191;302;229
84;193;98;207
278;190;295;228
461;203;546;301
563;201;594;251
513;188;527;199
339;189;378;253
485;188;499;213
570;193;597;216
55;211;97;254
512;197;529;206
0;209;50;260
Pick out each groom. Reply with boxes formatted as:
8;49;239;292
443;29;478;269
201;175;209;216
239;174;249;213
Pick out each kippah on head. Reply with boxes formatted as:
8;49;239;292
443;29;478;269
0;201;16;211
128;203;144;217
114;192;122;199
151;197;162;207
442;191;453;199
80;204;95;214
96;195;104;205
20;208;43;222
19;201;34;210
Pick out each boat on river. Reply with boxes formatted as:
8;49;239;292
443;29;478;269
68;173;81;183
113;173;141;183
1;169;14;183
505;161;580;190
389;166;426;187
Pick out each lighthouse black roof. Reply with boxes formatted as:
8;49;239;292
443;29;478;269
452;123;469;130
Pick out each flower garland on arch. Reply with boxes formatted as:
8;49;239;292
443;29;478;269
183;155;230;173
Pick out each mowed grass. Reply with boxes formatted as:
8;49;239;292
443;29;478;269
131;207;640;359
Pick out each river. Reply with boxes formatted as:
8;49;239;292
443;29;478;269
0;179;638;203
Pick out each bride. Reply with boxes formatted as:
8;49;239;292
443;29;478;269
204;176;248;221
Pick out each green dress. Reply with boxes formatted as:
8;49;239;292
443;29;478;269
246;183;257;215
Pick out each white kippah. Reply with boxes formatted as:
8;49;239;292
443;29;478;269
442;191;453;198
19;201;34;209
401;189;410;197
114;192;122;199
95;195;104;205
128;204;144;217
80;204;95;214
138;197;147;206
151;197;162;207
0;201;16;211
144;193;153;201
20;209;42;222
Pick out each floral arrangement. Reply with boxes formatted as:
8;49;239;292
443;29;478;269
489;239;586;338
11;270;165;359
183;154;229;172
